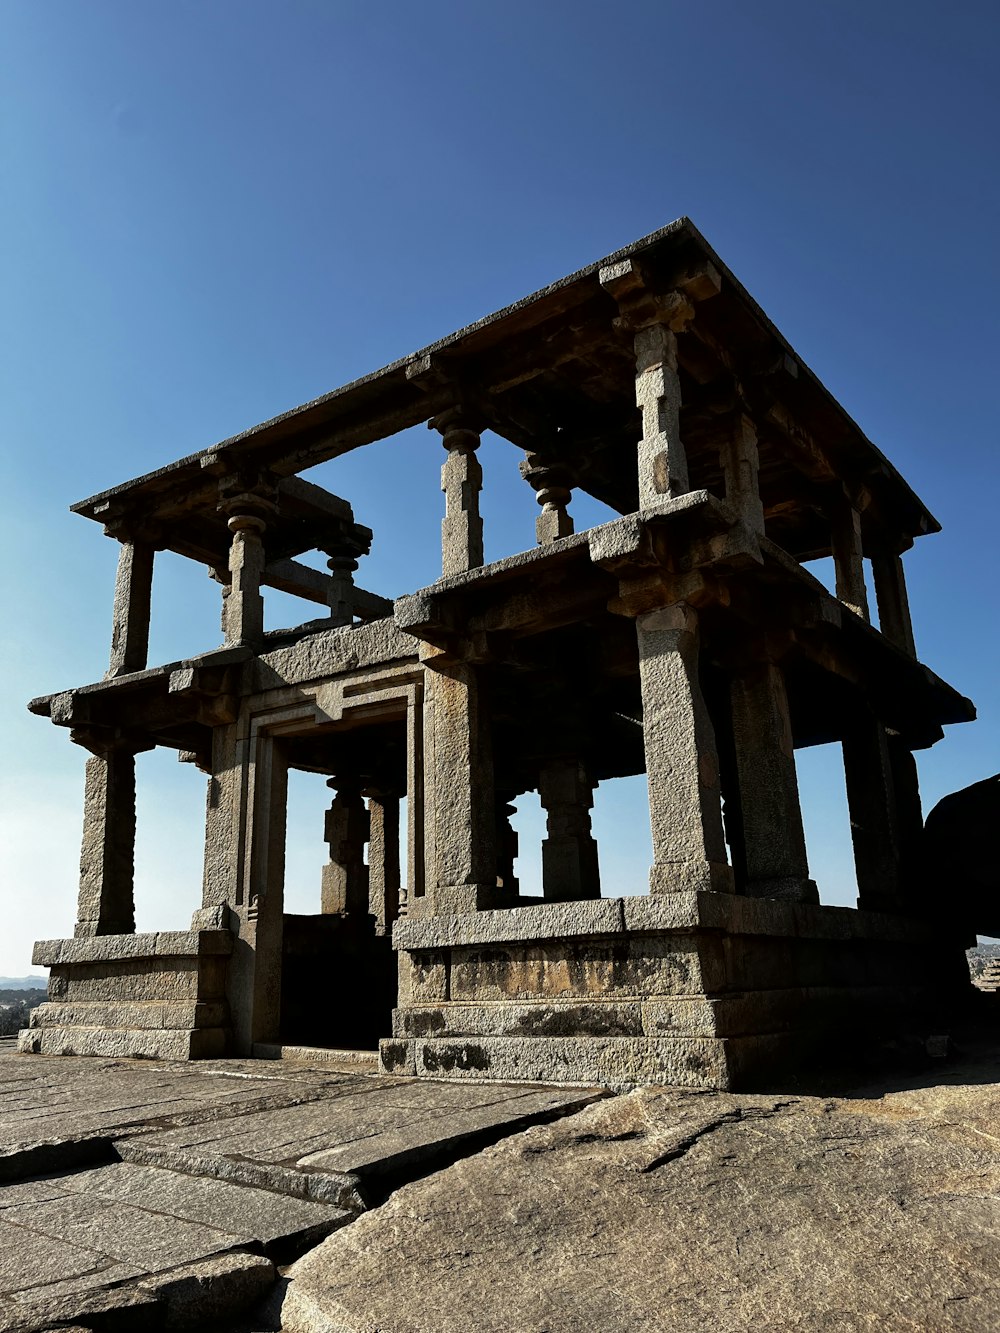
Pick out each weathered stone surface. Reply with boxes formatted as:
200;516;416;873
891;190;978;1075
57;1161;348;1248
0;1052;365;1174
280;1078;1000;1332
32;931;232;967
412;1034;733;1089
30;999;226;1031
17;1025;225;1061
146;1250;274;1330
127;1073;602;1184
395;898;625;950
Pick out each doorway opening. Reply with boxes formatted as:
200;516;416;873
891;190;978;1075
277;716;407;1050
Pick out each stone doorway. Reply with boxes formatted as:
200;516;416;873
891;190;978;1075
276;718;407;1052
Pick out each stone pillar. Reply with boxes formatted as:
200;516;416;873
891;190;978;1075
633;322;687;506
424;657;498;913
74;736;149;936
494;795;520;903
433;409;484;576
730;660;818;903
538;759;601;901
326;554;358;627
842;709;903;913
224;513;267;648
196;721;242;924
321;778;370;916
871;546;917;658
599;260;693;508
107;540;154;677
366;789;400;935
636;603;732;894
831;494;870;621
519;452;574;544
719;413;765;534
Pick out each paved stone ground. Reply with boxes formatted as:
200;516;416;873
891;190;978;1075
0;1050;601;1331
277;1039;1000;1332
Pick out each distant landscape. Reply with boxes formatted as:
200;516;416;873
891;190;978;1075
0;981;47;1037
967;939;1000;982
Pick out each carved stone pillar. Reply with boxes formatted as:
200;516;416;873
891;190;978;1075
73;732;152;937
871;545;917;657
321;777;370;916
885;731;924;897
326;554;358;627
217;478;276;650
519;452;574;545
433;408;484;576
538;759;600;902
366;788;400;935
719;412;765;534
842;708;904;913
635;603;732;894
494;795;520;904
223;513;267;648
107;540;155;677
600;259;694;508
730;659;818;903
424;656;498;913
831;492;870;621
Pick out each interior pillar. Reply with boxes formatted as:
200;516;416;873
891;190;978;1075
366;789;401;935
842;708;904;913
321;777;370;916
730;659;818;903
538;759;601;902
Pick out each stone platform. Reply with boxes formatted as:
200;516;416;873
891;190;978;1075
385;893;965;1090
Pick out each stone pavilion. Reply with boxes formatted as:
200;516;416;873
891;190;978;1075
20;218;976;1088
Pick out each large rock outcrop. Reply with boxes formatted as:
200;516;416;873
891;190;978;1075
281;1078;1000;1331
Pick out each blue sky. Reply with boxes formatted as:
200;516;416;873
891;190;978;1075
1;0;997;975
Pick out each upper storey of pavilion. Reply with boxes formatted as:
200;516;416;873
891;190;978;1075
69;217;935;569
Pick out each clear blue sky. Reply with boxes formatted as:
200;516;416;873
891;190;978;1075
1;0;997;976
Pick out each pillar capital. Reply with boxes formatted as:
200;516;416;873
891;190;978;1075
216;470;279;522
599;258;696;335
69;726;155;758
519;451;574;544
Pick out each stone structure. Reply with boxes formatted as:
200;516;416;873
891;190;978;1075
20;218;977;1088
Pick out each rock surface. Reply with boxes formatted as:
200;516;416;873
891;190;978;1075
281;1077;1000;1332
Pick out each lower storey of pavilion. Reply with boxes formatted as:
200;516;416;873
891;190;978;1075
21;892;972;1091
20;505;978;1090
